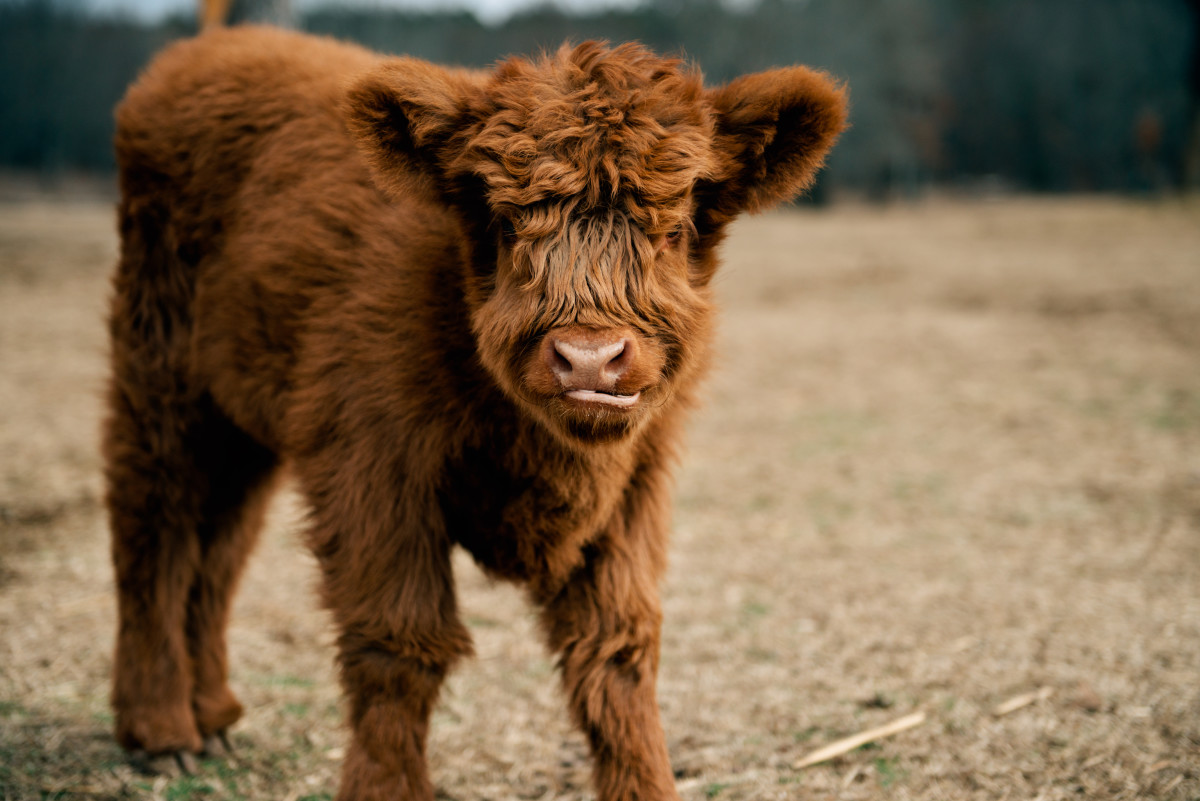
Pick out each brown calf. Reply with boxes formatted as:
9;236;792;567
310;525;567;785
105;27;846;800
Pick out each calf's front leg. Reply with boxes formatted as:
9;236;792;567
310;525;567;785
539;530;680;801
304;473;472;801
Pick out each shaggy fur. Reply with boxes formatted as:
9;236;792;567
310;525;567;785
105;27;846;800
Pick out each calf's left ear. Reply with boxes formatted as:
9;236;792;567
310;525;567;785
343;59;479;199
703;66;848;217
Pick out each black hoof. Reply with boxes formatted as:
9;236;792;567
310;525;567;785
175;750;198;775
203;731;237;760
128;748;198;777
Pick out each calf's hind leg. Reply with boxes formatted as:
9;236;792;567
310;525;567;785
105;384;276;756
185;420;278;744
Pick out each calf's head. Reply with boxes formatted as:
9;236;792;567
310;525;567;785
345;42;846;444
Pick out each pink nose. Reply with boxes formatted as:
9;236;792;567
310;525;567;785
544;330;634;392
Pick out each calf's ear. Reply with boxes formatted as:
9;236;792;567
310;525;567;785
702;66;848;219
343;59;479;199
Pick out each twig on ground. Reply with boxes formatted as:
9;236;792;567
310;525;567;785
794;711;927;769
992;686;1053;717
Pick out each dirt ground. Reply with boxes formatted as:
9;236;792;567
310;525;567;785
1;190;1198;801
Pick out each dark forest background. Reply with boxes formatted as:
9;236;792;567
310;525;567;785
2;0;1199;197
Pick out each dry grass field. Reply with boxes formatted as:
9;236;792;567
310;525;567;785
1;190;1198;800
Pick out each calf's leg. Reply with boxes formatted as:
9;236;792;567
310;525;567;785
540;534;680;801
303;470;472;801
106;389;276;756
185;424;278;742
106;392;203;755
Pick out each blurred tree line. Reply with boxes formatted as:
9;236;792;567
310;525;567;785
2;0;1197;196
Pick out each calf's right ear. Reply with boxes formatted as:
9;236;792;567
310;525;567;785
343;59;478;199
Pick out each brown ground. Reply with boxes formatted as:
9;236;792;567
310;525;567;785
1;191;1198;801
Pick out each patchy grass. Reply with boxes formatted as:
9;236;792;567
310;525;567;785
3;194;1200;800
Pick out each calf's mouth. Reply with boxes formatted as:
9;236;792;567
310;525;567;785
563;388;642;409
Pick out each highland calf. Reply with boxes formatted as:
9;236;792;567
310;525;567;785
105;27;846;800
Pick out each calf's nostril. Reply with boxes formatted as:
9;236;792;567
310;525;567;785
549;343;574;377
601;339;633;381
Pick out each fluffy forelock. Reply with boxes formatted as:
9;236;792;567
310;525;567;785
452;42;719;238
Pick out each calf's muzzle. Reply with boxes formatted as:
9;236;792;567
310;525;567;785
542;327;642;408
